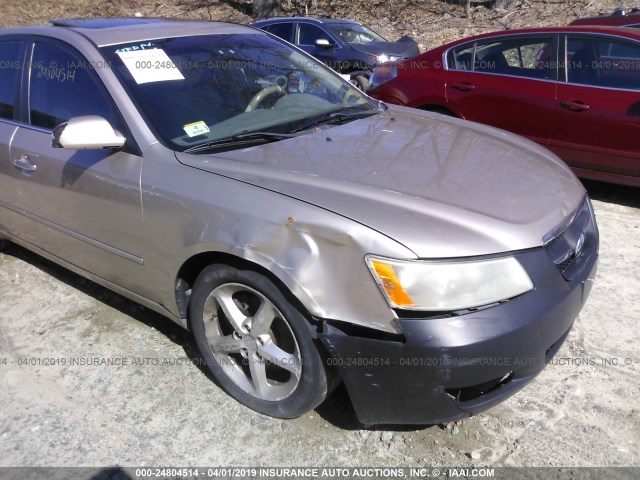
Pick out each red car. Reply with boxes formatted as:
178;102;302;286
570;7;640;28
368;26;640;186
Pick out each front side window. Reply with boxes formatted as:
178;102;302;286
473;36;554;79
101;33;376;152
297;24;330;46
447;37;554;79
0;41;22;120
566;35;640;90
29;42;117;129
447;43;474;71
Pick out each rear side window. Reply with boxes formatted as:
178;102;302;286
606;39;640;59
29;42;117;129
265;23;294;43
566;36;640;90
447;43;474;71
0;41;22;120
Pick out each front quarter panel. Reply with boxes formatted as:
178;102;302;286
370;52;449;110
140;144;416;333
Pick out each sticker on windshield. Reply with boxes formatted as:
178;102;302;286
116;49;184;84
183;121;210;138
115;42;155;53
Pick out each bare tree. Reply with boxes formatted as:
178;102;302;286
253;0;280;18
252;0;317;18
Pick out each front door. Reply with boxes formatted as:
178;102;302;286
445;34;559;146
295;22;339;69
8;39;145;285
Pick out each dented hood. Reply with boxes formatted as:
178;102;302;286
352;39;420;59
176;105;585;258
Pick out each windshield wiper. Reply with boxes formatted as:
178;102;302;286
184;131;298;154
292;108;380;133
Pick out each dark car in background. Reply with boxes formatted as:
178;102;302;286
368;26;640;187
252;17;419;90
570;7;640;27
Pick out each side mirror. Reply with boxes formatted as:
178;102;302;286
52;115;126;150
315;39;334;49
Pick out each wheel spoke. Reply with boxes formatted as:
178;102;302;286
250;301;278;335
200;279;304;402
248;354;271;397
211;286;248;333
258;341;301;379
208;333;243;354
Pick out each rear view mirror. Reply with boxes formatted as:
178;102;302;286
52;115;126;150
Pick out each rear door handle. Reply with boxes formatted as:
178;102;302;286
450;82;476;92
13;155;37;172
560;100;590;112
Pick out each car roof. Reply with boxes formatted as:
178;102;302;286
570;7;640;26
253;17;360;26
0;17;260;47
570;17;640;27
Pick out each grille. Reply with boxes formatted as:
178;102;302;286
445;372;513;402
556;257;574;272
543;197;597;280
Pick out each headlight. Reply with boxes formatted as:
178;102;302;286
368;65;398;90
366;255;534;311
374;54;400;64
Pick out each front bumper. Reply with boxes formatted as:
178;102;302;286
319;244;598;425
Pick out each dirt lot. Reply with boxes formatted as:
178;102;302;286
0;0;639;474
0;180;638;472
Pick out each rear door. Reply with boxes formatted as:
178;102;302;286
444;34;558;146
8;38;145;284
261;22;295;43
551;33;640;183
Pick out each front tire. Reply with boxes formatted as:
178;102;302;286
350;74;369;91
421;106;457;118
188;264;330;418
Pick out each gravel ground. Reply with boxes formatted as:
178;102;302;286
0;181;638;474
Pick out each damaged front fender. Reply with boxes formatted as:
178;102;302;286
142;150;416;333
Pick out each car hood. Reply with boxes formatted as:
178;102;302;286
176;105;585;258
352;39;419;59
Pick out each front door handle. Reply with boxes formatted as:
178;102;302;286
450;82;476;92
560;100;590;112
13;155;37;172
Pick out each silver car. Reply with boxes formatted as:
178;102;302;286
0;18;598;425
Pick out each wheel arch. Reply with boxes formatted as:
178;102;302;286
174;250;317;332
416;104;460;118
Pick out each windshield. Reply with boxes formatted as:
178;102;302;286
327;24;387;45
101;33;377;151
